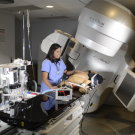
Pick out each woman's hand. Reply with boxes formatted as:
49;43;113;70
66;70;85;75
74;70;85;74
51;86;58;89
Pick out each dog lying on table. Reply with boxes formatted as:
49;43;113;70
58;70;104;94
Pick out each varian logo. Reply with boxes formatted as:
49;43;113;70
90;17;105;28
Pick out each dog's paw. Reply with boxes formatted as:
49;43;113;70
79;87;89;94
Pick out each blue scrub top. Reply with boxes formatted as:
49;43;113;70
40;58;66;110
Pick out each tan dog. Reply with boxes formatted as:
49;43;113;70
59;71;97;94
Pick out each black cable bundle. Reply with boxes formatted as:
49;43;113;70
80;89;97;135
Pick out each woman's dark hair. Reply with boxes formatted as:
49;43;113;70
46;43;61;63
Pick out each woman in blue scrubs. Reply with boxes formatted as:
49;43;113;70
41;43;82;110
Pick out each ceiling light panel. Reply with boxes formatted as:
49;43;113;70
46;5;53;8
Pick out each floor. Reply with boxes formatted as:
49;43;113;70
80;105;135;135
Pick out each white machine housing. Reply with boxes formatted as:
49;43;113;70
76;0;135;57
41;30;69;57
8;70;18;84
0;63;29;108
41;0;135;112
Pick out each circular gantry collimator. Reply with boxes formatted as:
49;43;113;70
75;0;135;57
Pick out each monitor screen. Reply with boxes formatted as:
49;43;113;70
58;90;70;96
115;72;135;106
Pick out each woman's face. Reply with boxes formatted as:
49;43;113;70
53;47;61;59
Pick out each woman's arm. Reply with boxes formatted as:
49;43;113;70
43;72;58;89
64;70;84;75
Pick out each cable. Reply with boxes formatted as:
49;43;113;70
27;26;35;81
43;89;55;99
28;80;37;92
15;102;20;117
44;94;55;99
80;89;97;135
83;89;92;112
42;89;56;95
32;80;37;92
27;35;35;81
76;92;91;135
80;93;91;135
77;98;84;110
23;11;25;60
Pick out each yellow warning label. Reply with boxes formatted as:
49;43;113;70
92;104;95;107
21;122;24;126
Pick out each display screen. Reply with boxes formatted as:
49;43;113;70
58;90;70;96
115;73;135;106
68;40;76;48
